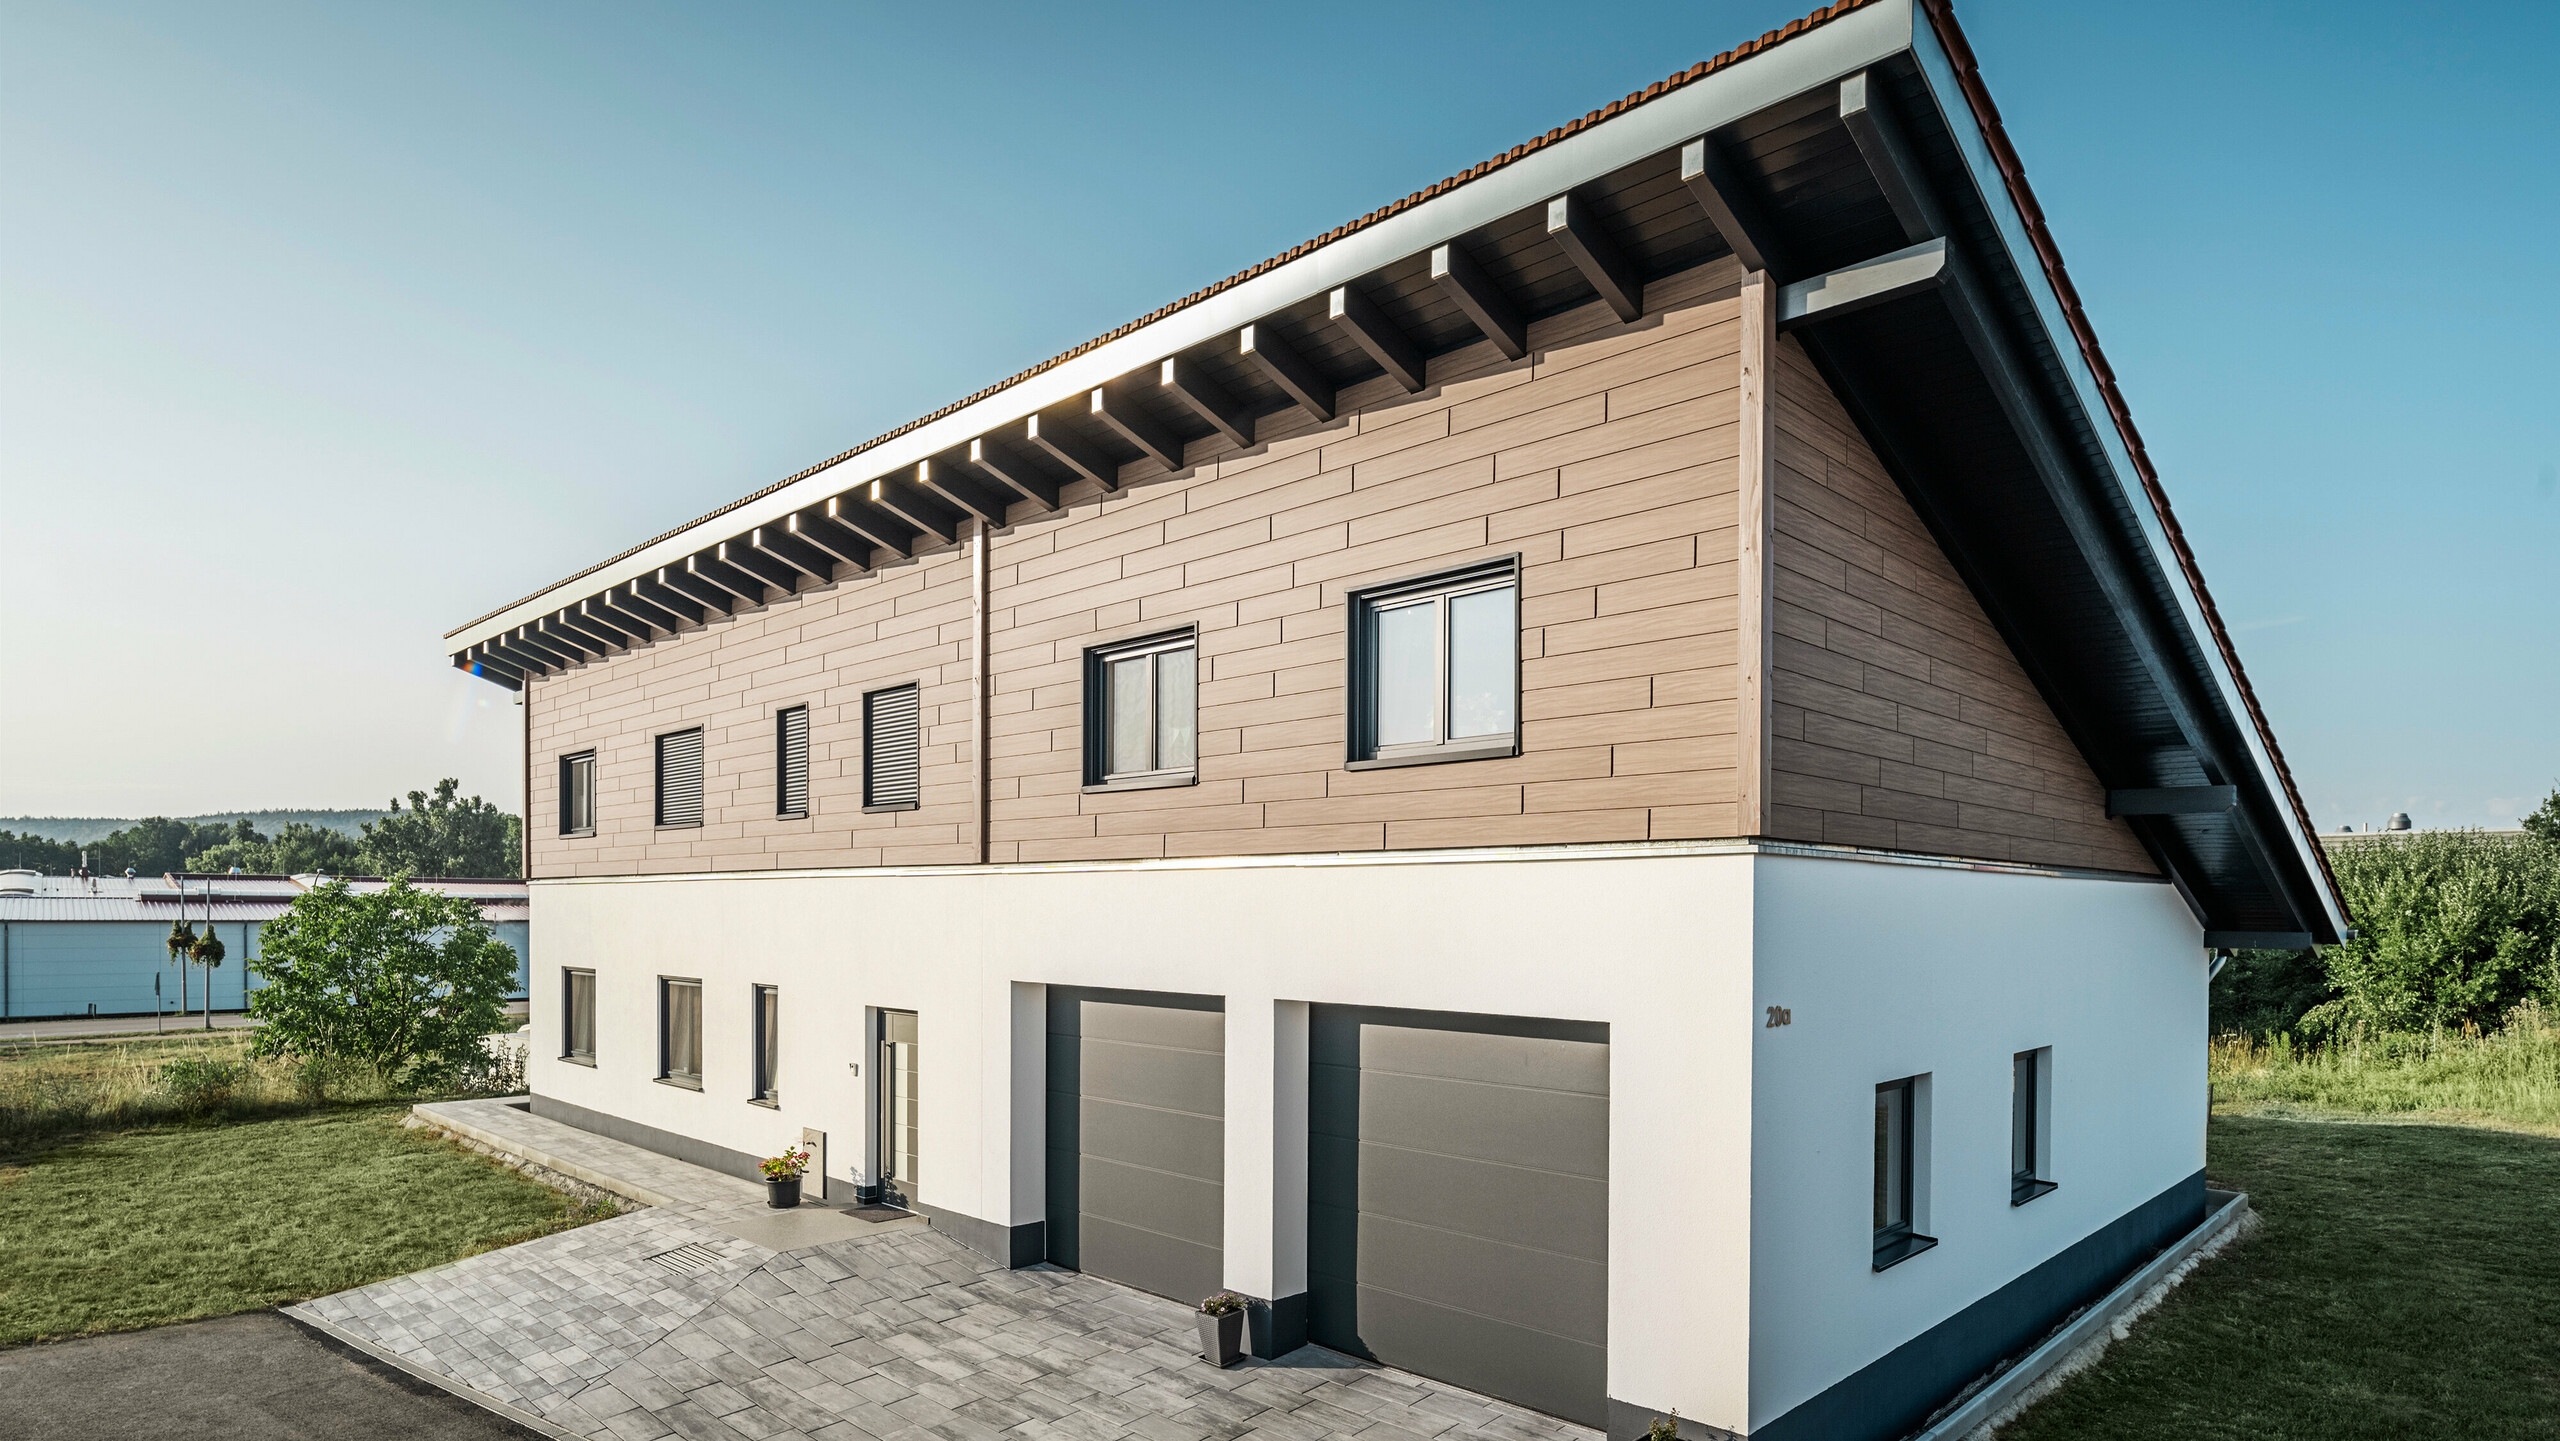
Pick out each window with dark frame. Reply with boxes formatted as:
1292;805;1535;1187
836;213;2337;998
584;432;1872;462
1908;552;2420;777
1874;1075;1936;1270
863;684;921;811
2012;1048;2056;1205
776;706;810;819
1348;558;1519;768
558;752;596;837
659;977;702;1087
655;728;704;828
752;985;779;1103
1083;631;1197;789
562;969;595;1063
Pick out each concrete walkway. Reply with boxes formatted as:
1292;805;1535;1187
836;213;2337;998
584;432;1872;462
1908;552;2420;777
291;1098;1596;1441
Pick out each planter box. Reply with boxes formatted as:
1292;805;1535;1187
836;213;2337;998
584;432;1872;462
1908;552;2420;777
1196;1308;1245;1368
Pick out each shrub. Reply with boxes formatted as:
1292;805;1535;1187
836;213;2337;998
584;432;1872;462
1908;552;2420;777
248;877;517;1090
156;1058;245;1116
2305;830;2560;1037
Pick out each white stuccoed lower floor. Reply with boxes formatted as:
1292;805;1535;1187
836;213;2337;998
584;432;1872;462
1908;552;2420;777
287;1099;1595;1441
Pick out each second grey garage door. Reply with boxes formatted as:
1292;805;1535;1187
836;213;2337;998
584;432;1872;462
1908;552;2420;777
1045;987;1224;1303
1310;1005;1609;1427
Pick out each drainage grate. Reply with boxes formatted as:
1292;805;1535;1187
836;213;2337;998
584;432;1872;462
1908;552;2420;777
642;1243;725;1276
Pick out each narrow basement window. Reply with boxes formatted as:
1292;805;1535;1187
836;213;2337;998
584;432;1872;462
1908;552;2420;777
562;968;595;1064
659;977;702;1089
2012;1047;2057;1205
1874;1074;1937;1270
752;984;780;1104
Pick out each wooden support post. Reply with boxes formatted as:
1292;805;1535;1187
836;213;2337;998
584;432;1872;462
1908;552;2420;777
1737;269;1776;837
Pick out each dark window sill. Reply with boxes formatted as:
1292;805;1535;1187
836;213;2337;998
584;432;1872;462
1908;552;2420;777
1872;1231;1939;1272
862;802;920;814
559;829;595;839
1347;738;1518;772
654;1075;703;1092
654;823;702;831
748;1096;779;1110
1082;772;1198;795
559;1054;596;1068
776;810;808;822
2011;1178;2058;1207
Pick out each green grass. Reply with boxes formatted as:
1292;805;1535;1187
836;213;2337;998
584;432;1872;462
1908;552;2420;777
1999;1113;2560;1440
0;1026;524;1149
2206;1006;2560;1130
0;1104;607;1346
1998;1018;2560;1440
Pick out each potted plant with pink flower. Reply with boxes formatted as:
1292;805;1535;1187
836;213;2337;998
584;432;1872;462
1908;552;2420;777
759;1147;811;1208
1196;1291;1246;1368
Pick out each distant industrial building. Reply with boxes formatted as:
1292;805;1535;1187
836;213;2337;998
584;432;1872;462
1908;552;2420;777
0;871;529;1020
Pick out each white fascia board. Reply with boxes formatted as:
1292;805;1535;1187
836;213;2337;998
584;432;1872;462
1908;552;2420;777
446;0;1915;654
1907;19;2346;934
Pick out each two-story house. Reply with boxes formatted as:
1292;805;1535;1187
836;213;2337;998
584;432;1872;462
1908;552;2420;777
443;3;2345;1436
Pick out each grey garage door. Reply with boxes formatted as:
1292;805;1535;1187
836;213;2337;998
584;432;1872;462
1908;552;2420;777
1310;1006;1609;1427
1045;988;1224;1303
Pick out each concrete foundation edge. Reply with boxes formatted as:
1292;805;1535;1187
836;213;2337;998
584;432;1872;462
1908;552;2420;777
1743;1170;2213;1441
280;1304;577;1441
529;1092;769;1190
1910;1187;2253;1441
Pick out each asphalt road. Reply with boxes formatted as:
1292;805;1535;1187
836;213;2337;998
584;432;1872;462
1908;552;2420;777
0;1311;538;1440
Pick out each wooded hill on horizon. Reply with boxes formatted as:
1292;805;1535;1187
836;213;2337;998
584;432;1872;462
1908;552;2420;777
0;811;386;845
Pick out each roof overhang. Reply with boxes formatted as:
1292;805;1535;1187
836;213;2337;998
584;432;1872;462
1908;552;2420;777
443;0;2345;943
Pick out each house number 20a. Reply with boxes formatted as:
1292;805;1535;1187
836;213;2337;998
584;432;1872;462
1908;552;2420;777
1764;1005;1793;1028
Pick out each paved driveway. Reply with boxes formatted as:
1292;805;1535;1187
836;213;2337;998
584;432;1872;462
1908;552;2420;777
0;1311;535;1440
296;1213;1591;1441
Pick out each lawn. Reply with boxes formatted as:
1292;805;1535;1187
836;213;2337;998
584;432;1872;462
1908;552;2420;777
0;1103;605;1346
1998;1029;2560;1440
0;1028;594;1347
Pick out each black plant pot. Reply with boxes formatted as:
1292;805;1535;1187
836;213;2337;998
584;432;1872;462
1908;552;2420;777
1197;1308;1245;1367
766;1175;801;1209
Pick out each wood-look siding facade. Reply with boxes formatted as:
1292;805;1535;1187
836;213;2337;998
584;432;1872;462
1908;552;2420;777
524;264;2149;880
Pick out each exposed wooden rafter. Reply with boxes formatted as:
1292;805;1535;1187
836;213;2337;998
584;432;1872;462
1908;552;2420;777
1546;192;1642;322
1160;355;1253;448
1328;284;1425;393
1431;242;1526;360
1240;322;1334;421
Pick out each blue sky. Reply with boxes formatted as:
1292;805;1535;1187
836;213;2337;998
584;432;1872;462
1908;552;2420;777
2;1;2552;827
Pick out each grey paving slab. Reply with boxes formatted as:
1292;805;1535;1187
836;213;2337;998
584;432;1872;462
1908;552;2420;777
295;1105;1594;1441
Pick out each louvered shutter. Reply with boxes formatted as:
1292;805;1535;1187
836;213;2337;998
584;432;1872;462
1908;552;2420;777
864;685;921;809
656;728;704;827
777;706;810;817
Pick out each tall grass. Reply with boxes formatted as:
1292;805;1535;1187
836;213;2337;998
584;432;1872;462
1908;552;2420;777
0;1030;524;1150
2210;1001;2560;1130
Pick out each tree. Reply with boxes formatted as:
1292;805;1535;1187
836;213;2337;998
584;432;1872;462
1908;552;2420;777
166;920;196;1019
2526;787;2560;847
358;779;520;879
247;878;516;1091
189;821;365;876
0;830;81;872
188;925;227;1029
2302;829;2560;1036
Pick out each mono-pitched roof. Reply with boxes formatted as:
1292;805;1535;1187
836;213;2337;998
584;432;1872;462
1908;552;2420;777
445;0;2346;945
